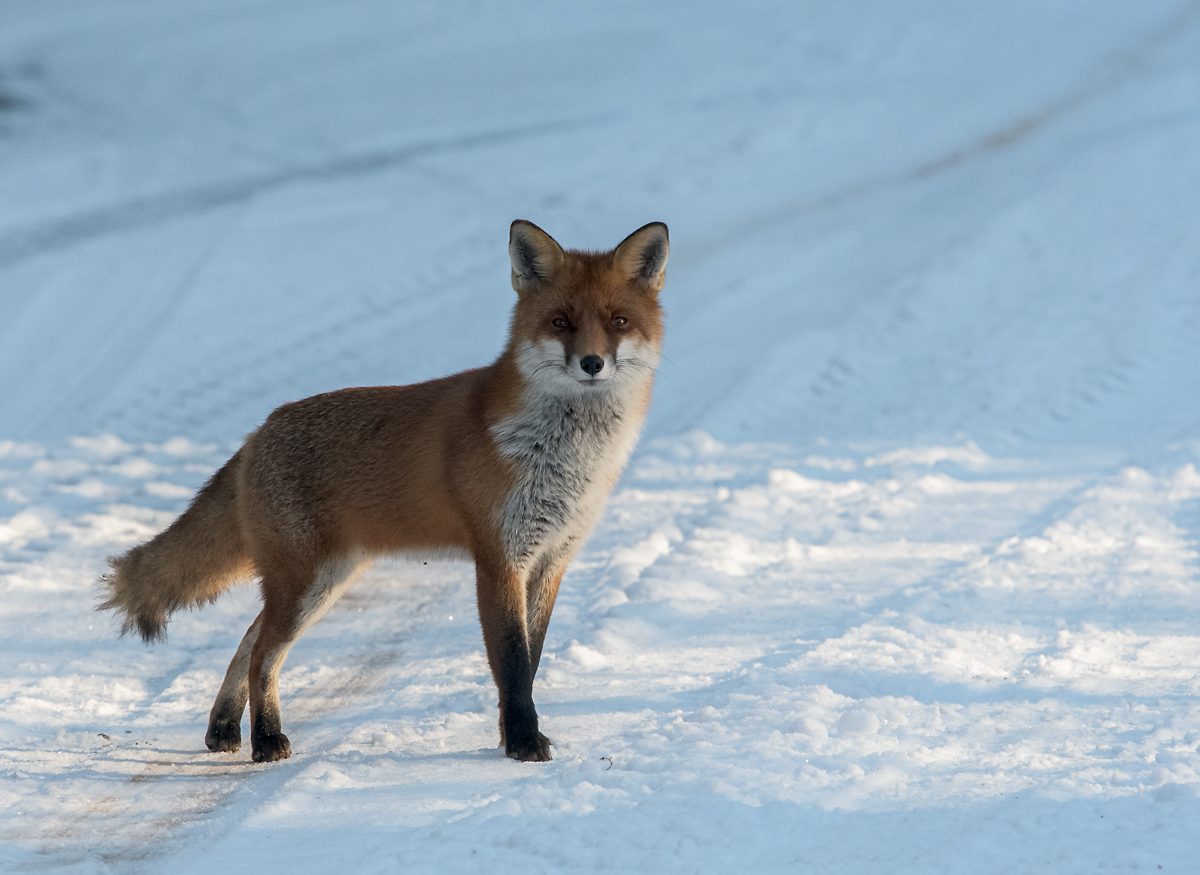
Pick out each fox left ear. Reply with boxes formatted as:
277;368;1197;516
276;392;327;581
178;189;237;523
614;222;669;294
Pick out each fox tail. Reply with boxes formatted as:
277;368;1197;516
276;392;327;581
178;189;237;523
99;451;252;642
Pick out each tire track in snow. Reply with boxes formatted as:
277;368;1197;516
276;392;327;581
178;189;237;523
0;115;603;270
697;0;1200;256
668;1;1200;447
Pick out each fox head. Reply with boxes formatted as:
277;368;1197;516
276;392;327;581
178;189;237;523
506;220;667;398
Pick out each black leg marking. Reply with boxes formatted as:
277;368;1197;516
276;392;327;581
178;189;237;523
496;631;552;762
205;613;260;754
250;700;291;763
205;717;242;753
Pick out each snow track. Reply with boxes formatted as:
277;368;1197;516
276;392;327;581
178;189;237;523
4;1;1200;871
0;117;596;270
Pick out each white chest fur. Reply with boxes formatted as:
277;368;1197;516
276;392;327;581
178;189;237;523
491;386;646;573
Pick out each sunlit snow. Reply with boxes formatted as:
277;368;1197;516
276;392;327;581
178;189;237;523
3;1;1200;872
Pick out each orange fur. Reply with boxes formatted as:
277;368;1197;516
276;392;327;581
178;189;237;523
100;220;669;763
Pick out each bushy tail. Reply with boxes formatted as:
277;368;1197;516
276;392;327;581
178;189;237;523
99;451;253;642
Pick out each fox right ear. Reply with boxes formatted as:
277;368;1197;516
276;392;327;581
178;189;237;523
509;220;565;293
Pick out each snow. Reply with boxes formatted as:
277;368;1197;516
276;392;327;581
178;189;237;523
3;0;1200;871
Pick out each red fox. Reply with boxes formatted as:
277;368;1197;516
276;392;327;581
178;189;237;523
100;220;668;763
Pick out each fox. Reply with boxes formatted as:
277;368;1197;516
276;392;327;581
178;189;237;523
99;220;668;764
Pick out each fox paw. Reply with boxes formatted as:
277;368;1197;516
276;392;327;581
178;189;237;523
251;732;291;763
205;719;242;753
505;731;552;762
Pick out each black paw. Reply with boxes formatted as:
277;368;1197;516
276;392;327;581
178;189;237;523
205;719;242;753
251;732;291;763
505;731;552;762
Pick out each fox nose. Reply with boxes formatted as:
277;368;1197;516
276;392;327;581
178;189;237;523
580;355;604;377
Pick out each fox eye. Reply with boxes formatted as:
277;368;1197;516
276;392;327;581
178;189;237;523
612;316;628;327
552;317;570;329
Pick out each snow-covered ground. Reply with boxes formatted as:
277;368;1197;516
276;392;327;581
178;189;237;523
3;1;1200;871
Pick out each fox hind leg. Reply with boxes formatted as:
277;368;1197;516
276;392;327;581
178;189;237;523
248;606;295;763
205;612;261;753
248;557;365;763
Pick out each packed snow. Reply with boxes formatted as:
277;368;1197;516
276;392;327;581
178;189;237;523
3;1;1200;872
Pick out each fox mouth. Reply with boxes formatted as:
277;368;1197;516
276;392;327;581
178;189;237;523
515;340;657;392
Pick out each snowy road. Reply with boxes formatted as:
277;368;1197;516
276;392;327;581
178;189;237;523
3;1;1200;872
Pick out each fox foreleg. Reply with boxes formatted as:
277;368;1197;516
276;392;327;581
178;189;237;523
526;561;566;679
476;559;551;762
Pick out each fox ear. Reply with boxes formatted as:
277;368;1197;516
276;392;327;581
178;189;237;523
509;220;565;293
614;222;669;294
